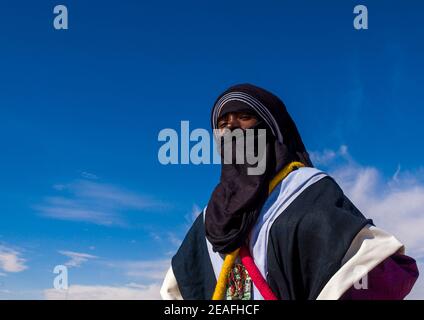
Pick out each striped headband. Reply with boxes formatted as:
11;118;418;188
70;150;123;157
212;91;284;143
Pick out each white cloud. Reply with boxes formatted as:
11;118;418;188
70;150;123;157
149;232;161;241
148;230;182;251
70;180;159;209
43;257;169;299
58;250;98;268
406;262;424;300
0;245;27;273
116;259;170;281
148;202;201;248
327;161;424;260
36;178;167;227
310;145;349;166
37;203;123;226
43;283;161;300
185;204;202;225
148;203;201;249
312;146;424;298
167;232;182;247
41;256;169;300
80;171;99;180
0;289;12;294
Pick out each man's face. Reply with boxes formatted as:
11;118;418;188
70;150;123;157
217;111;259;135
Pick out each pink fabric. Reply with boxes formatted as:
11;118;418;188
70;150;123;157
340;253;419;300
239;246;278;300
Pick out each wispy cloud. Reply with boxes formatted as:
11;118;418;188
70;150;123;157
43;283;161;300
40;254;169;300
37;201;122;226
0;289;12;294
310;145;349;167
166;232;182;247
68;180;160;209
148;203;200;251
312;145;424;298
408;262;424;299
58;250;98;268
41;258;173;299
0;245;28;273
35;176;168;227
107;259;170;283
79;171;99;180
184;203;202;227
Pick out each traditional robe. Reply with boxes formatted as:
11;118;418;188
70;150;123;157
161;167;419;300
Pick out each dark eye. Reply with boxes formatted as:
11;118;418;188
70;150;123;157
218;121;227;129
239;114;253;120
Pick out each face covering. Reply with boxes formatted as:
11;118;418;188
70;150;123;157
205;83;313;254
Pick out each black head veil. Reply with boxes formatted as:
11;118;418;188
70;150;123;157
205;83;313;254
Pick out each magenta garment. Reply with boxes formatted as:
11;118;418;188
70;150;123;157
340;253;419;300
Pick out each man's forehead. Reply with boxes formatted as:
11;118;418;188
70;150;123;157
218;110;256;119
218;108;258;121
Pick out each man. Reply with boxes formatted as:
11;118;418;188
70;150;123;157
161;83;419;300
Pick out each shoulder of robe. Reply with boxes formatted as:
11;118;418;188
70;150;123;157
270;176;371;236
266;176;372;299
171;211;215;300
172;212;205;265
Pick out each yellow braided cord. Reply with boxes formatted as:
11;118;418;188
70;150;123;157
212;248;240;300
268;161;305;195
211;161;305;300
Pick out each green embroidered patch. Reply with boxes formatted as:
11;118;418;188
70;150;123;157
225;263;252;300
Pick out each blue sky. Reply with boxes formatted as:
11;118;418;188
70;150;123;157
0;0;423;299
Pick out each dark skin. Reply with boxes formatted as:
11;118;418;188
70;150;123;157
217;111;258;135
